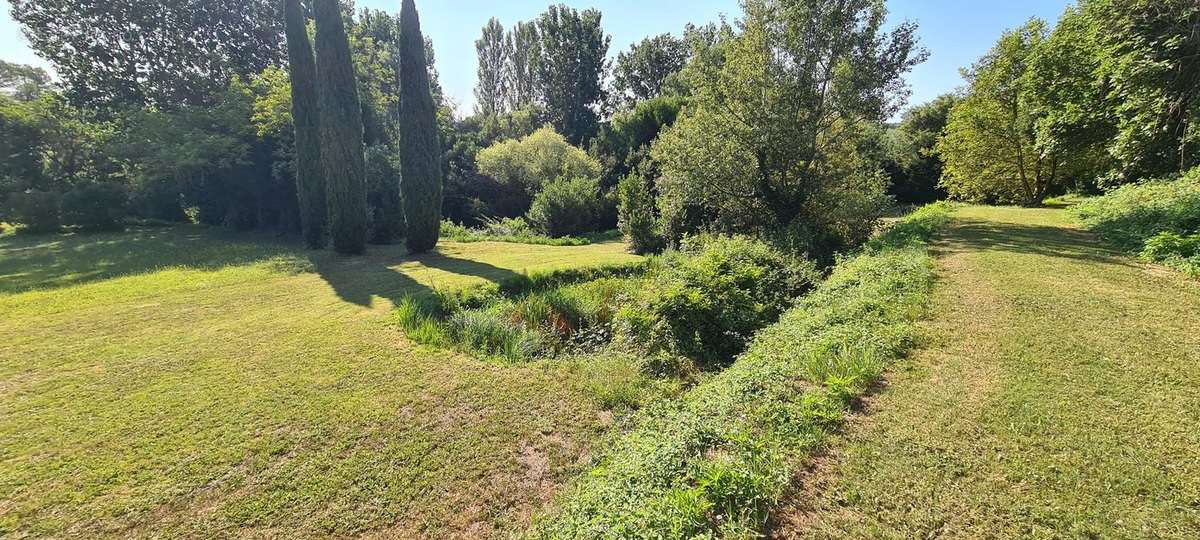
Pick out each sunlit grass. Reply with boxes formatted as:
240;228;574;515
0;227;642;538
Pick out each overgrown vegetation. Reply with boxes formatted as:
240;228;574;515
1074;167;1200;277
395;235;818;368
528;202;950;539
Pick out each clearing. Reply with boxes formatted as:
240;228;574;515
773;205;1200;538
0;227;640;538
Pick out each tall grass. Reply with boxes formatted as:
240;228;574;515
1074;168;1200;277
527;202;951;539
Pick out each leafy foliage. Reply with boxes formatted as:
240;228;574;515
6;190;60;234
651;0;923;258
61;182;126;232
527;176;604;238
617;173;665;254
477;127;601;205
536;5;610;145
611;33;689;109
530;203;949;539
1074;167;1200;250
10;0;284;107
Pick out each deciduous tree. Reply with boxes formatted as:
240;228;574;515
536;5;610;146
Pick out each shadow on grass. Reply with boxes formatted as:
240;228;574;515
0;226;523;305
935;218;1135;267
310;249;521;307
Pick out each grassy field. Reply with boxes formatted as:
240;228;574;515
772;205;1200;538
0;226;641;538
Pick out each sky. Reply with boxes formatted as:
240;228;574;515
1;0;1074;117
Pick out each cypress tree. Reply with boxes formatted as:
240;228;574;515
398;0;443;254
283;0;326;249
314;0;368;255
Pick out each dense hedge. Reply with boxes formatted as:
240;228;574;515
529;202;952;539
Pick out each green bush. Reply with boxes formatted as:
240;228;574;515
1141;231;1200;278
439;216;617;246
1074;168;1200;250
527;176;604;238
8;190;61;234
61;183;127;232
617;172;665;254
615;235;820;367
529;202;951;540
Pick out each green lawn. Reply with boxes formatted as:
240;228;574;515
772;205;1200;538
0;227;641;538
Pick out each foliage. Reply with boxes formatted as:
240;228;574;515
591;95;683;188
315;0;368;255
617;173;665;254
399;0;445;254
61;182;126;232
475;18;510;116
365;144;405;244
536;5;610;145
1086;0;1200;178
477;127;602;204
527;176;604;238
0;60;53;101
937;20;1063;206
440;217;616;246
614;235;820;367
10;0;285;107
284;0;327;249
651;0;923;259
530;203;949;539
884;94;957;204
611;33;689;109
506;21;542;111
7;190;61;234
1074;167;1200;250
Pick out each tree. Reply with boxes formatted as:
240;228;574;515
506;21;541;111
0;60;53;102
652;0;924;257
314;0;368;254
399;0;444;254
477;127;601;202
885;94;957;203
527;176;602;237
10;0;285;107
475;18;510;117
1086;0;1200;178
591;95;684;188
284;0;327;249
937;20;1062;206
536;5;610;146
611;34;689;109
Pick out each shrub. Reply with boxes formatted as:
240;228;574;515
8;190;61;234
615;235;821;366
477;127;602;197
617;172;665;254
527;176;604;238
61;183;127;232
529;203;950;540
1074;168;1200;250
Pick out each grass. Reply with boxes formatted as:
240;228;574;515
0;226;643;538
529;203;950;539
773;205;1200;539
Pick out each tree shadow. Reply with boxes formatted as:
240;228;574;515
309;246;524;307
933;218;1136;267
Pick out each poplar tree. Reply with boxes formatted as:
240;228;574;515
399;0;443;253
283;0;327;249
474;18;509;117
314;0;368;254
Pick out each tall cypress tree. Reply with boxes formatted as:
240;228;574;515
399;0;443;254
314;0;368;255
283;0;326;249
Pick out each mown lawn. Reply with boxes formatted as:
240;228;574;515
0;226;641;538
772;205;1200;538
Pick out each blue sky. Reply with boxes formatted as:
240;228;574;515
2;0;1074;116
